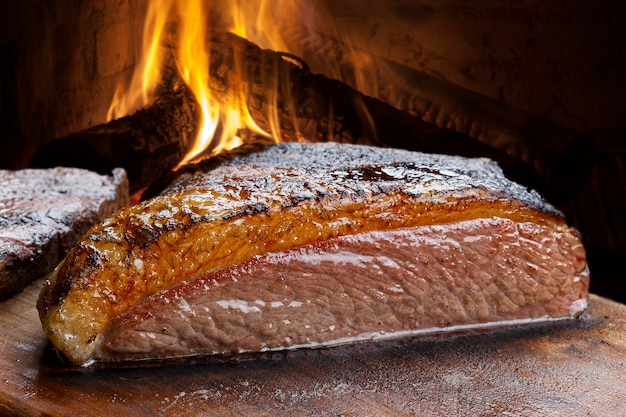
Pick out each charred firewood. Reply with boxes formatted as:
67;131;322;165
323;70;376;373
282;29;595;203
31;31;543;197
30;85;197;195
201;32;544;194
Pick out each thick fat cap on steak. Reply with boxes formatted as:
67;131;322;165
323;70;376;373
0;167;128;300
37;142;589;365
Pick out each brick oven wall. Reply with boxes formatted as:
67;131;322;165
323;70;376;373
0;0;148;169
271;0;626;135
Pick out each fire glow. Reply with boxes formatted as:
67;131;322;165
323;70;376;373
107;0;376;167
107;0;274;166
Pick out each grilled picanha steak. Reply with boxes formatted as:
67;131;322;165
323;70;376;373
37;143;589;365
1;167;128;300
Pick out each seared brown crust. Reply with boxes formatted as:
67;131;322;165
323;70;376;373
38;142;572;364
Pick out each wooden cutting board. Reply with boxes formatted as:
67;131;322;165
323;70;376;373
1;280;625;416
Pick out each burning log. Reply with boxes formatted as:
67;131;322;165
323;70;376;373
31;32;544;197
286;30;596;203
201;32;544;192
30;85;197;195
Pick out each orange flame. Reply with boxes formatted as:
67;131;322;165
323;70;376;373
107;0;272;167
173;0;221;166
217;0;378;143
107;0;170;121
108;0;377;167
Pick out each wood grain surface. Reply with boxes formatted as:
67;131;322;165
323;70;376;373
1;280;625;416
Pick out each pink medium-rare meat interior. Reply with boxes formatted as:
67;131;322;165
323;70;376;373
97;216;588;362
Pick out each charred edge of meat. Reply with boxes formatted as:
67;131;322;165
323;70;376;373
123;218;163;249
142;135;274;199
222;202;271;220
42;244;105;310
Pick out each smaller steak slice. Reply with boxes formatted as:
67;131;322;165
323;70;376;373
98;217;587;361
0;167;128;300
